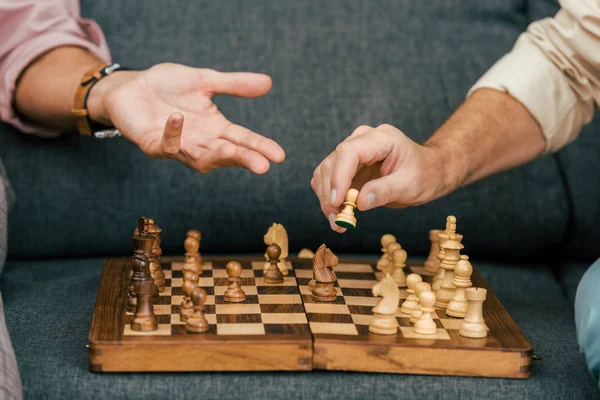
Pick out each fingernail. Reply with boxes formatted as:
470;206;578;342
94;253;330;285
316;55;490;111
329;189;337;206
172;116;182;127
365;192;376;210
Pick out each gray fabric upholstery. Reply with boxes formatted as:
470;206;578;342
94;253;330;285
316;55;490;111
557;262;591;304
1;258;598;399
0;0;586;260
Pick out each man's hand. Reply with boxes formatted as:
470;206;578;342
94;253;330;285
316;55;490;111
311;124;456;232
88;63;285;174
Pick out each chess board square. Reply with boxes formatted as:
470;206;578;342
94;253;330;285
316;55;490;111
155;314;171;324
334;263;373;273
214;286;258;296
299;286;342;296
347;305;373;315
255;277;297;286
171;262;184;271
304;303;350;314
158;287;172;297
307;313;353;324
217;314;262;324
215;304;261;314
171;287;184;296
154;295;171;305
261;313;308;324
336;272;378;280
217;323;265;335
439;318;463;330
301;294;346;305
171;278;183;288
260;304;305;314
258;294;302;304
250;261;293;271
337;279;378;289
202;262;213;270
160;262;172;270
153;304;172;315
212;269;255;278
214;277;256;286
340;288;372;297
257;286;300;295
309;322;358;336
124;324;171;336
215;295;259;304
351;314;373;326
400;326;451;340
170;314;216;325
344;296;379;306
264;324;311;335
408;265;429;276
171;270;183;279
293;270;313;279
163;270;172;279
197;277;214;287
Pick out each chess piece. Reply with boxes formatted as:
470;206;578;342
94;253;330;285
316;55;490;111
130;235;158;331
391;248;407;287
180;270;199;322
186;287;209;333
186;229;203;266
310;244;339;302
183;236;202;276
263;223;289;275
432;216;463;291
264;244;284;284
409;282;432;324
369;274;400;335
224;261;246;302
377;234;397;270
335;188;359;229
447;255;473;318
435;233;464;309
414;291;437;335
384;242;402;270
135;217;166;292
298;248;315;259
400;274;423;315
424;229;442;273
459;287;488;338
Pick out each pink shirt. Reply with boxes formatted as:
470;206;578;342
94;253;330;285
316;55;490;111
0;0;111;137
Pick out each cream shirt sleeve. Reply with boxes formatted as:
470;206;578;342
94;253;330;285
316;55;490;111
468;0;600;153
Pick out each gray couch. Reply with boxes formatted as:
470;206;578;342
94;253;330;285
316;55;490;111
1;0;599;398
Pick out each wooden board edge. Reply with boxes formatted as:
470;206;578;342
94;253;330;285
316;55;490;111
88;341;313;372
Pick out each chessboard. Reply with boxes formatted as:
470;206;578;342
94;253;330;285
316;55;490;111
88;256;532;378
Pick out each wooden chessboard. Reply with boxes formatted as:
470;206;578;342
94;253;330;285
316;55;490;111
88;256;533;378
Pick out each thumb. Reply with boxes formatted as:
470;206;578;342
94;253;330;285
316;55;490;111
161;112;183;155
357;171;421;211
200;69;272;98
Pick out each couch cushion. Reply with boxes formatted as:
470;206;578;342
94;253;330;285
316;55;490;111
1;258;597;399
0;0;573;259
557;262;591;305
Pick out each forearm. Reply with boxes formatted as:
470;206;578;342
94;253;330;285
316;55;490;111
14;46;136;131
426;88;546;190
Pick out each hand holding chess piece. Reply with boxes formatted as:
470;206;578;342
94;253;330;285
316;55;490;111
186;287;209;333
335;188;359;229
264;244;284;284
224;261;246;302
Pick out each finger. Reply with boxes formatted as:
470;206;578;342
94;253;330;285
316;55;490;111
349;124;372;138
329;128;392;207
221;123;285;163
328;212;347;234
161;112;183;155
319;157;334;208
199;69;273;98
196;142;271;174
356;174;398;211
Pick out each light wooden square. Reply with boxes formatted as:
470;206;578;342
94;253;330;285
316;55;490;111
124;324;171;336
299;285;342;295
337;279;378;289
258;294;302;304
159;287;172;296
310;322;358;335
197;277;214;287
171;278;183;288
170;313;216;325
409;266;429;276
202;261;213;270
215;304;261;315
351;314;373;326
343;296;379;306
171;295;184;306
261;313;308;324
153;304;172;315
171;262;184;271
212;269;254;278
304;303;350;314
214;286;257;296
163;270;172;279
400;326;451;340
217;323;265;335
335;263;373;273
294;270;313;279
439;318;463;330
251;261;266;270
255;277;297;286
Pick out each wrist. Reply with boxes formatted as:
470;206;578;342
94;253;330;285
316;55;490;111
87;70;139;127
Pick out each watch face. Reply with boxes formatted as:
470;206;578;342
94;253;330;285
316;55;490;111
93;129;122;139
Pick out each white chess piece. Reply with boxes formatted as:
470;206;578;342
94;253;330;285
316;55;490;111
400;274;422;315
414;291;437;335
391;248;407;287
263;223;289;275
376;234;397;270
447;255;473;318
459;287;488;338
369;274;400;335
409;282;432;324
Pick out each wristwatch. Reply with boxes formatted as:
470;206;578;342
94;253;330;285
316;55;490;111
71;62;125;138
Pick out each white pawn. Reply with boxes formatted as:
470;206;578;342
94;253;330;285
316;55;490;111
447;255;473;318
459;287;488;338
399;274;422;315
391;248;407;287
414;291;437;335
409;282;432;324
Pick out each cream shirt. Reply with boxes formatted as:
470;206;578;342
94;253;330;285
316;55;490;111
470;0;600;153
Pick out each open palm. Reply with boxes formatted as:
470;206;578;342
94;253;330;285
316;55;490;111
103;63;285;174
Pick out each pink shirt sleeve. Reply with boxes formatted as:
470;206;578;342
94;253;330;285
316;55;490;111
0;0;112;137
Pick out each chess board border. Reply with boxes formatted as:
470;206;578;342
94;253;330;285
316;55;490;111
88;256;532;378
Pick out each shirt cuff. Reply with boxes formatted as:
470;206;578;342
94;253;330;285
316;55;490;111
467;34;594;153
0;25;111;138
